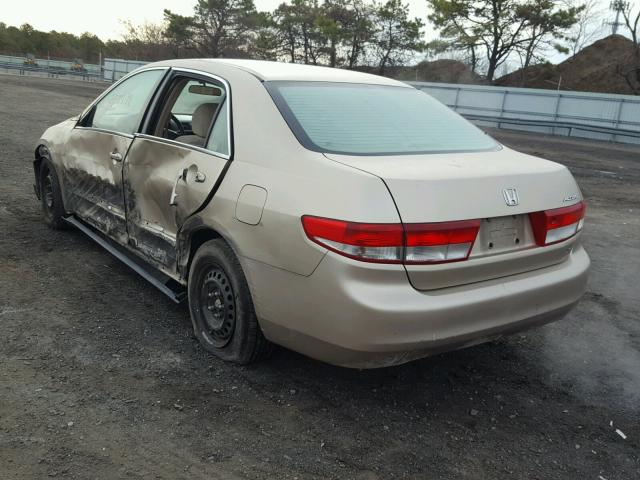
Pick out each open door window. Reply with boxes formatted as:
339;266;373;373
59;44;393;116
151;76;229;157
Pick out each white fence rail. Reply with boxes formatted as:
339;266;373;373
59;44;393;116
409;81;640;145
95;64;640;145
0;54;103;81
0;54;101;73
103;58;149;82
9;54;633;145
0;55;145;82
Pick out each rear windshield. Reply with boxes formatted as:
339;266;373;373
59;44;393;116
265;81;498;156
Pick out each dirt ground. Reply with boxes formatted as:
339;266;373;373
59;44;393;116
0;74;638;480
497;35;637;95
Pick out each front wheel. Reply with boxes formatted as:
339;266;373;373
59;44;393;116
39;158;67;230
188;239;273;364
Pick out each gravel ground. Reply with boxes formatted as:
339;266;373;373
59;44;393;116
0;74;638;480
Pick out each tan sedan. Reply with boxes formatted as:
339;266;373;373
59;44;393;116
34;59;590;368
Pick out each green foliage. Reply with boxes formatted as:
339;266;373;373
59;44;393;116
270;0;325;64
318;0;374;67
163;10;196;56
165;0;265;58
372;0;425;74
0;0;417;72
263;0;423;69
427;0;582;81
0;22;105;63
517;0;584;69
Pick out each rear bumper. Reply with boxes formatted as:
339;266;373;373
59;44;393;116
247;245;590;368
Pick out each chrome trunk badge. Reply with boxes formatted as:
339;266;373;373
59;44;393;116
502;188;519;206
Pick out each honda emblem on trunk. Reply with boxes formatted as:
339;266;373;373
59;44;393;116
502;188;519;206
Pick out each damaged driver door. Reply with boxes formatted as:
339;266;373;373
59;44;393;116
65;68;167;243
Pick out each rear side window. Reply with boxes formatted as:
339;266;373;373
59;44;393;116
266;81;498;155
206;99;229;156
88;69;164;135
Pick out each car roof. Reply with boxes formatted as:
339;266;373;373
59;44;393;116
148;59;410;87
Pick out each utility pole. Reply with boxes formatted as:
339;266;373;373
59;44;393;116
607;0;629;35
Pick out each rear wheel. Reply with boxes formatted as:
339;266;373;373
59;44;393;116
39;158;67;230
188;239;273;364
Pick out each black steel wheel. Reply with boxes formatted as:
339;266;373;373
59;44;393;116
199;266;236;348
188;238;273;364
43;171;55;209
38;158;67;230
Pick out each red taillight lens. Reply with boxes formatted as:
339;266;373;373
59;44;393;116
301;216;404;263
529;201;585;246
301;216;480;264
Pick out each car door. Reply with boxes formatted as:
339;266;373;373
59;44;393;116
123;70;231;272
62;68;167;243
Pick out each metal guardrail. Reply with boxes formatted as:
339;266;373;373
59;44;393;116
2;57;638;145
466;114;640;141
410;81;640;145
0;55;148;82
0;54;100;71
0;61;104;82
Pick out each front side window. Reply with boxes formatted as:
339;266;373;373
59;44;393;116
266;81;499;156
88;69;164;135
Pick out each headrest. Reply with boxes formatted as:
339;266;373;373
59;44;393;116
192;103;218;138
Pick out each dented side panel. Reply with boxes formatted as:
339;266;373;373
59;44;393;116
123;137;227;271
35;118;77;204
60;128;132;244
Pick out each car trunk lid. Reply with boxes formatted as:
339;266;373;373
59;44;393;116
324;147;583;290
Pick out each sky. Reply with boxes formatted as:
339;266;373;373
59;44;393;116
3;0;436;40
1;0;634;63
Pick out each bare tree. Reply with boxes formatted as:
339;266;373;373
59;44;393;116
566;0;606;56
619;2;640;94
119;20;171;61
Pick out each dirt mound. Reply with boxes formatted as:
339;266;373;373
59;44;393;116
389;59;486;84
497;35;637;94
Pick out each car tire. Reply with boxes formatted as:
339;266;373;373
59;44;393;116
188;238;273;364
39;158;67;230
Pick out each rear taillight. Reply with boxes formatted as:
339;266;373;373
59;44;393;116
404;220;480;264
529;201;585;246
301;216;480;265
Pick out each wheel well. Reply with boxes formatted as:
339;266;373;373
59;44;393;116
185;228;223;276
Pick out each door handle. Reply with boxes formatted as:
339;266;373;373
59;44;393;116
169;168;187;206
194;171;206;183
109;151;123;162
